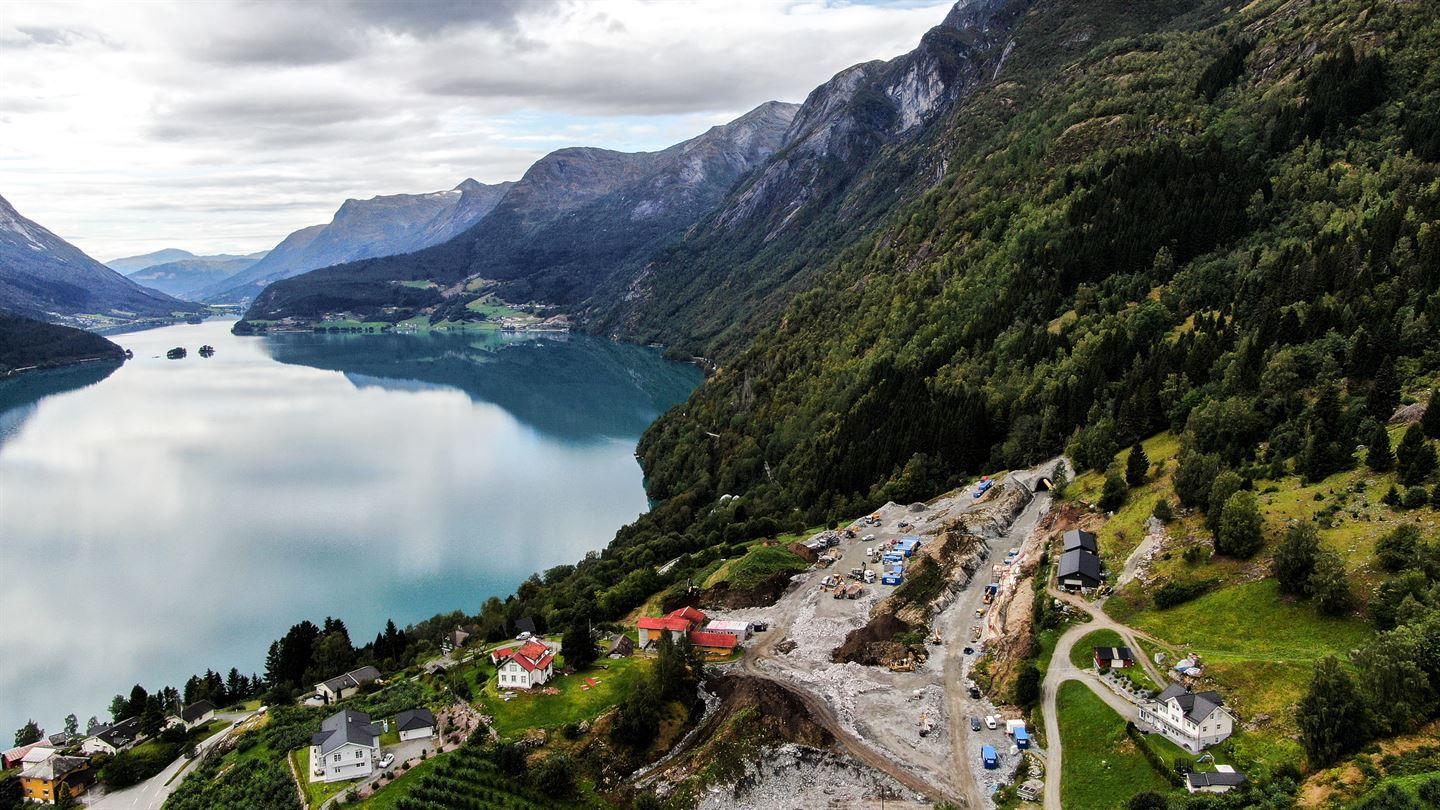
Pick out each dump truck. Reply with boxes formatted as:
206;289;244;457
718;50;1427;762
846;583;864;599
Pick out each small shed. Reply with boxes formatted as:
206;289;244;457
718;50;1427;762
1057;549;1103;589
1094;646;1134;669
605;635;634;658
704;620;752;639
393;708;436;742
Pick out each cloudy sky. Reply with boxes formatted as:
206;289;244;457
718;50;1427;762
0;0;954;261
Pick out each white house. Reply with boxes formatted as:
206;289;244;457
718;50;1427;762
494;640;556;689
168;700;216;731
315;665;382;704
393;708;435;742
80;718;141;756
309;709;380;783
1138;683;1235;752
1186;766;1247;794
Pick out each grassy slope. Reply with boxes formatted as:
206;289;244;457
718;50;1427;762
473;655;651;739
1069;423;1439;773
1057;680;1173;809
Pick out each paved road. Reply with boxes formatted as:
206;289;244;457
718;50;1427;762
87;711;255;810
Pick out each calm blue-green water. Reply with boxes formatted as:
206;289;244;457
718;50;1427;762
0;320;699;736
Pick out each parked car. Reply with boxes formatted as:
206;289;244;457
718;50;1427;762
379;752;395;768
970;717;981;732
516;631;533;641
969;686;981;699
985;715;998;730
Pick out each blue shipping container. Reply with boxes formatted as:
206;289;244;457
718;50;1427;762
982;745;998;768
1015;728;1030;749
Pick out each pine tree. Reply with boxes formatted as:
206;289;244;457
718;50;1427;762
1100;471;1129;512
1125;441;1150;487
1367;356;1400;419
561;619;596;671
1396;425;1437;486
1216;491;1263;558
1365;423;1395;472
1310;551;1355;616
1273;522;1319;595
1298;656;1369;766
1423;388;1440;439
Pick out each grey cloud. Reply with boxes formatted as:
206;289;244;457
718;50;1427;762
337;0;558;35
9;25;106;47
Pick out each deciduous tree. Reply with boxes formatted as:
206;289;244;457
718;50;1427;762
1298;656;1368;766
1216;491;1263;558
1273;522;1319;595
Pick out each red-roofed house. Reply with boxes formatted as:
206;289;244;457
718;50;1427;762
687;631;740;656
494;640;556;689
636;606;709;648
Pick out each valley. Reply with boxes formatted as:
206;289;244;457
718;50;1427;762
3;0;1440;808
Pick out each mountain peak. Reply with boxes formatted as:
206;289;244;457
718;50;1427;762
455;178;483;192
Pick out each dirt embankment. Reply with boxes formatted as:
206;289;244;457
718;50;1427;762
831;486;1030;666
633;674;840;804
701;570;797;610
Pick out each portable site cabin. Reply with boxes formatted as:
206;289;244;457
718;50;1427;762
982;745;998;769
1015;728;1030;749
1005;719;1026;736
883;552;905;564
882;573;903;586
895;536;922;556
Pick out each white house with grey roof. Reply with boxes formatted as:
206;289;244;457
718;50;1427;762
315;665;382;704
1139;683;1235;751
309;709;380;783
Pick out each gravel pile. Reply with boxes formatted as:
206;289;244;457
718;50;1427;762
696;744;923;810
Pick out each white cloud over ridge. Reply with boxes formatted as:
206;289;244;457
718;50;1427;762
0;0;953;259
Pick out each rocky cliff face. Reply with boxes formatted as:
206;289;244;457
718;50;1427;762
204;179;511;302
244;100;798;320
0;194;195;324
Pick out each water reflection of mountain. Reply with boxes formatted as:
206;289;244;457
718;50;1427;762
0;363;119;448
263;331;701;442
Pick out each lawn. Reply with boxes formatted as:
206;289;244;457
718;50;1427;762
1057;680;1175;809
1071;629;1161;692
1068;432;1185;572
464;295;525;319
194;718;230;743
292;747;352;809
475;655;652;739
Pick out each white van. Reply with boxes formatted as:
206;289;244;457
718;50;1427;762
985;715;998;730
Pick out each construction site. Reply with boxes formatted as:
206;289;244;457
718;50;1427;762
656;459;1064;809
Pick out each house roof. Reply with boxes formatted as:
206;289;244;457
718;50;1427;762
1156;683;1227;723
1094;646;1134;662
1063;529;1099;554
46;732;73;746
1187;770;1247;788
606;635;634;654
20;754;87;782
667;606;707;625
94;717;140;748
311;709;380;756
637;616;692;632
705;620;751;633
394;708;436;732
497;640;555;673
1057;549;1103;582
21;746;56;766
2;741;50;767
688;630;739;649
180;700;216;723
320;665;382;693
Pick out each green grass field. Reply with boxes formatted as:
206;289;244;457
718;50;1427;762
475;655;652;738
465;295;525;319
703;544;806;590
1057;680;1174;809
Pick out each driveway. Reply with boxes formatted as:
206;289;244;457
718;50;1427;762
1041;587;1168;810
315;734;439;810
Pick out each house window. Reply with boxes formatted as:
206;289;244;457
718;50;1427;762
333;754;341;763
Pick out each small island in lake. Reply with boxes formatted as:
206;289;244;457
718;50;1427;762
166;346;187;359
0;312;126;377
198;345;215;357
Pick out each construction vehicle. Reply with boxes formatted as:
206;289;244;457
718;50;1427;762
931;629;943;645
918;711;934;737
863;569;876;584
846;583;863;599
833;585;848;599
888;655;915;673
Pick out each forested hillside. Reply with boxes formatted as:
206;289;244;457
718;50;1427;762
638;0;1439;523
